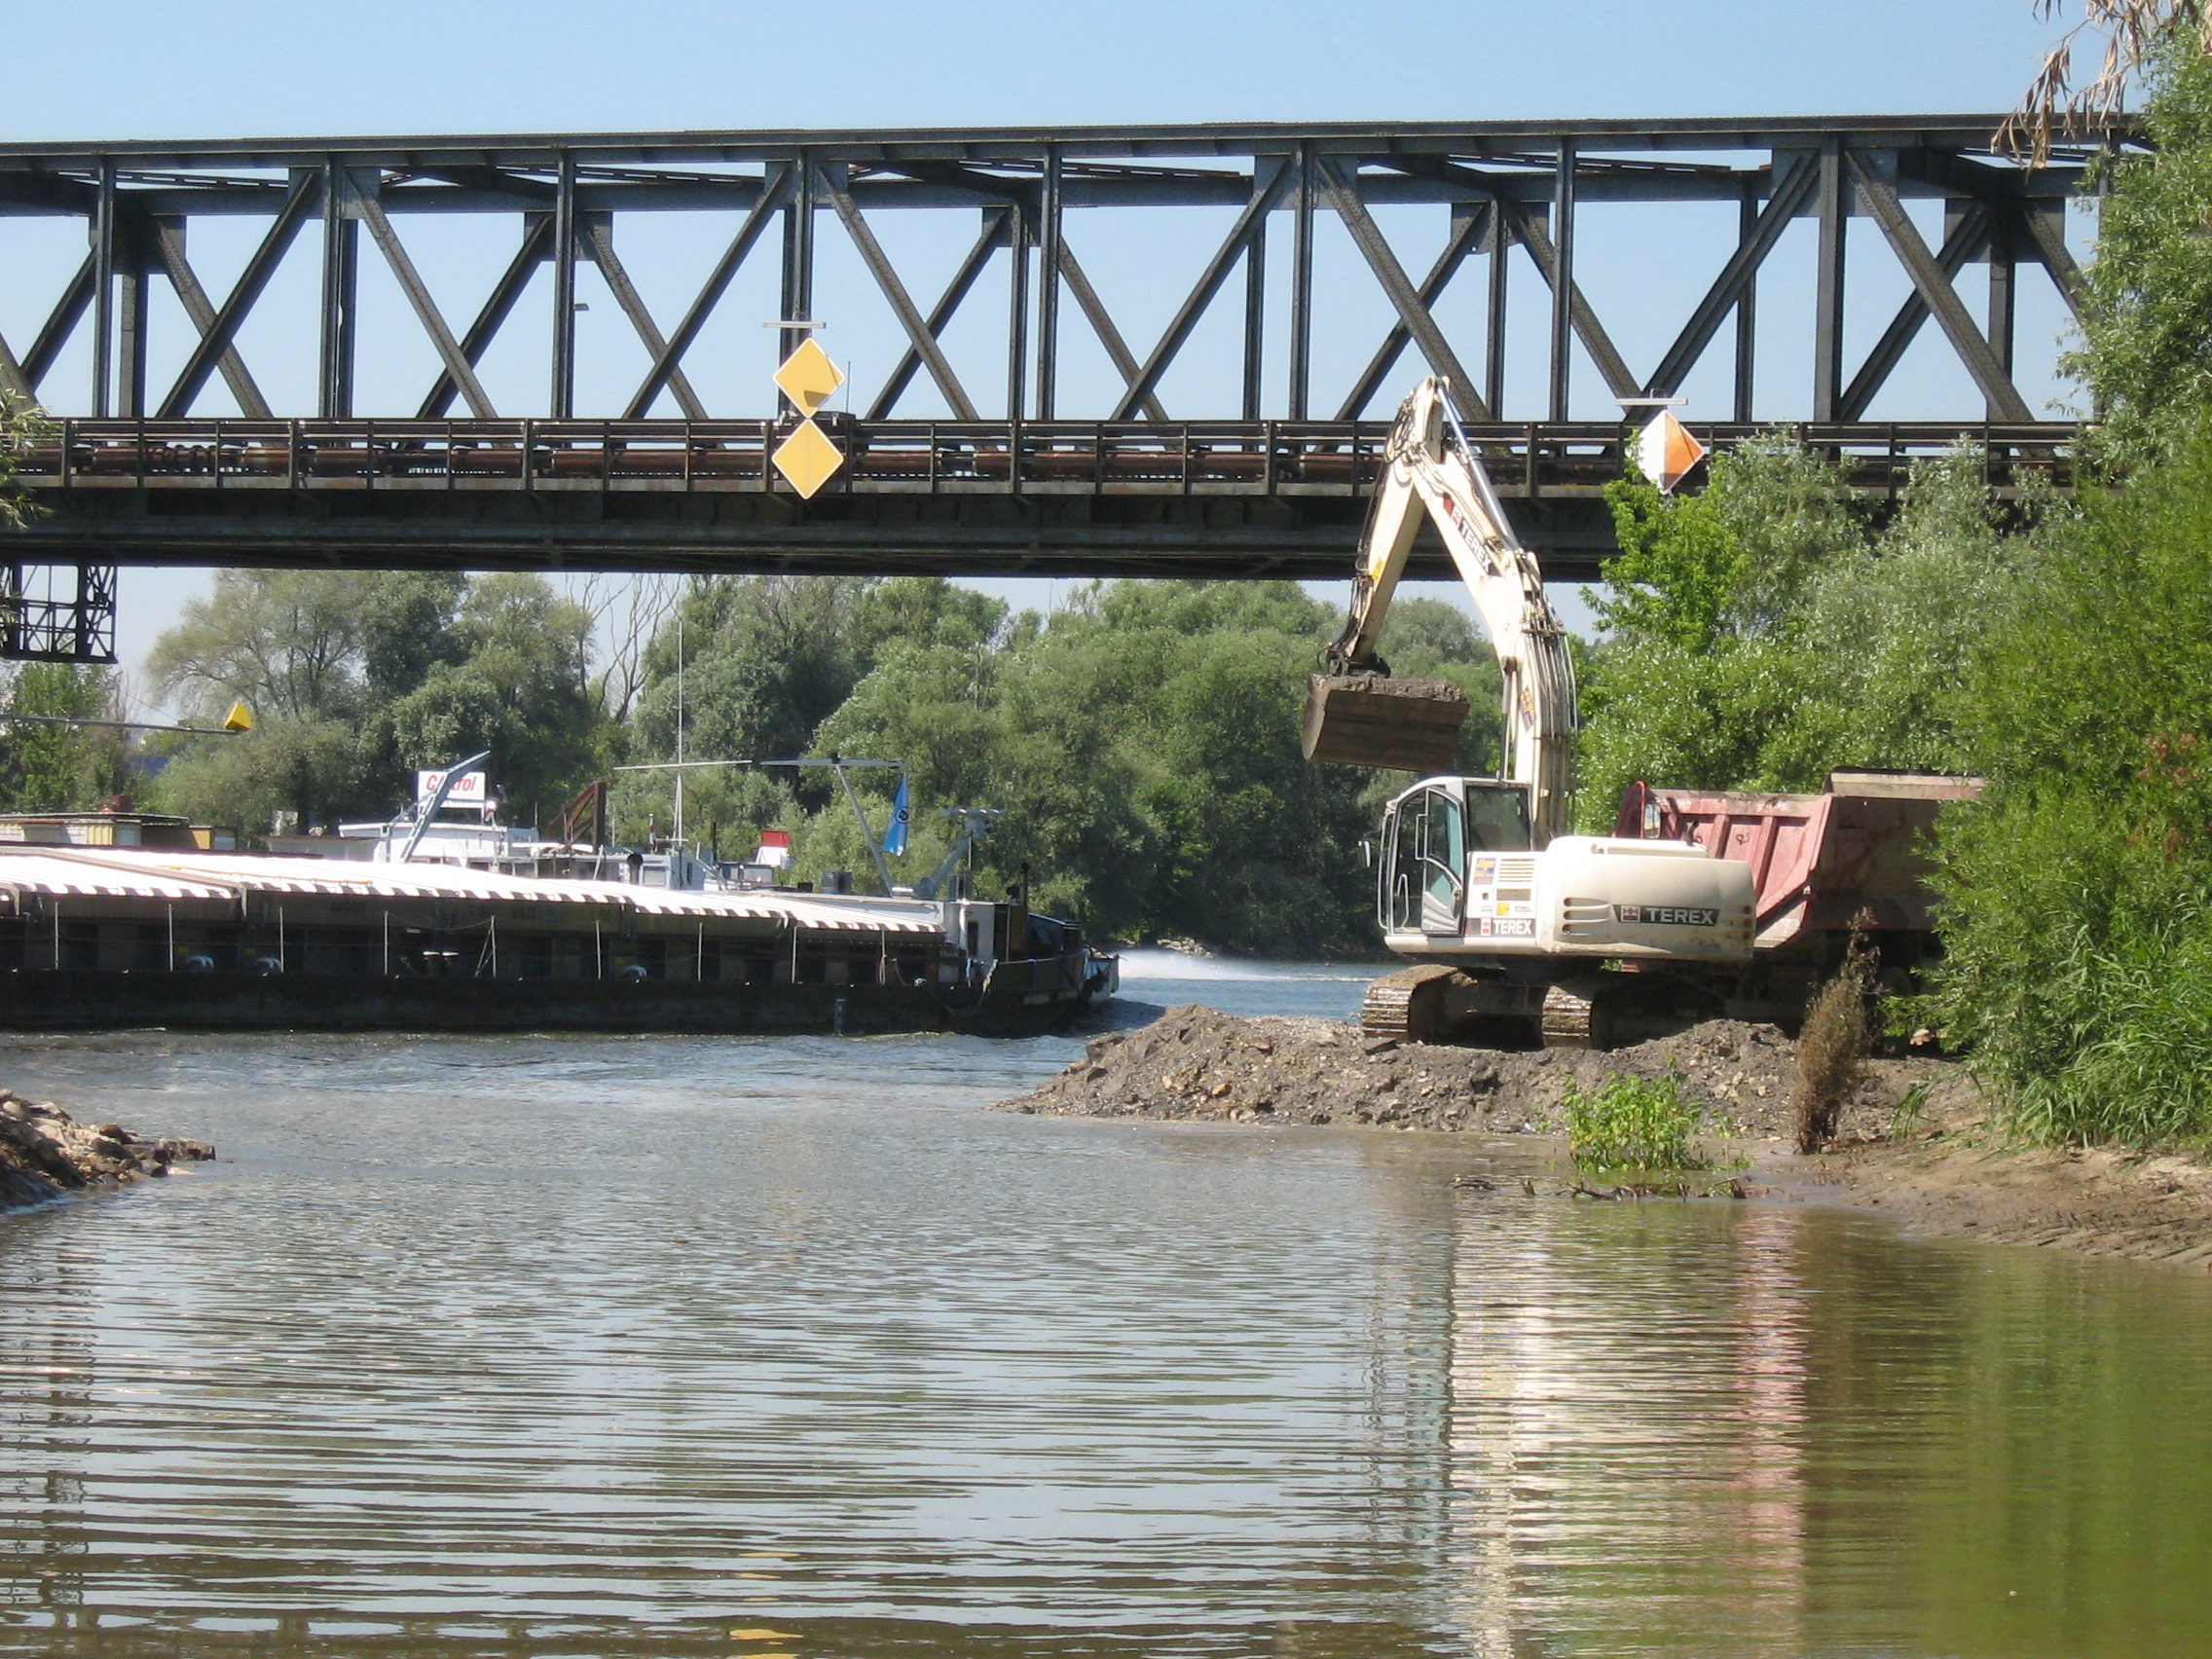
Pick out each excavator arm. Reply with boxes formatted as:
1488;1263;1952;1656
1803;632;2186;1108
1305;378;1577;843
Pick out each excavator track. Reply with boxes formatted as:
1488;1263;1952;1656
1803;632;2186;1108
1361;965;1463;1043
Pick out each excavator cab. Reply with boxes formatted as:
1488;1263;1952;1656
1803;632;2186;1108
1378;777;1533;936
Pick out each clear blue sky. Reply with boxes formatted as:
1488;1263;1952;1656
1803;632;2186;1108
2;0;2079;683
8;2;2061;136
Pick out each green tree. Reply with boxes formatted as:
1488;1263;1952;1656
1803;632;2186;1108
812;579;1379;953
619;575;1007;845
1573;439;2035;827
1575;439;1866;823
2067;41;2212;460
147;570;375;830
147;570;605;833
375;574;601;826
0;664;127;813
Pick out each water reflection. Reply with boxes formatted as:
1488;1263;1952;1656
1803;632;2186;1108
0;1015;2210;1658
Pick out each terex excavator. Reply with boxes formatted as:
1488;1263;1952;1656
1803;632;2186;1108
1304;377;1755;1048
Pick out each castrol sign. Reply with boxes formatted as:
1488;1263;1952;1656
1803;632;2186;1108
416;769;489;806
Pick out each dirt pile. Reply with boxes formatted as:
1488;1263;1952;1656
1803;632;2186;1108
1006;1007;2212;1269
1002;1004;1948;1143
0;1090;213;1212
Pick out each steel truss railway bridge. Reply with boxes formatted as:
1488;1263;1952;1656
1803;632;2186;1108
0;116;2118;660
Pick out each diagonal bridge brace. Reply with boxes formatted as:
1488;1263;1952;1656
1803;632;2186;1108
624;166;795;421
1642;153;1820;397
822;162;979;421
1380;154;1640;408
1319;156;1490;420
579;217;708;420
157;172;317;419
351;178;498;418
1335;203;1491;421
1845;150;2033;424
1109;159;1294;421
867;206;1014;420
151;220;273;419
1838;202;1991;420
421;216;552;419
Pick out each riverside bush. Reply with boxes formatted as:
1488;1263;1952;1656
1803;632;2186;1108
1564;1071;1707;1171
1934;431;2212;1148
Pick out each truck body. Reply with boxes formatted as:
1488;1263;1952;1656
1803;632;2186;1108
1606;769;1980;1025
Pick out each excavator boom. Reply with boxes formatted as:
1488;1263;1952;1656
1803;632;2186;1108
1300;378;1576;842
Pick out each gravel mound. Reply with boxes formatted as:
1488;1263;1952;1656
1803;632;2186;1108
0;1090;214;1211
1002;1004;1944;1141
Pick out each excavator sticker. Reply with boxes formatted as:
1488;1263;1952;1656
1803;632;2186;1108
1618;903;1720;927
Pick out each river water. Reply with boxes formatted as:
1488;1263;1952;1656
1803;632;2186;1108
5;953;2212;1659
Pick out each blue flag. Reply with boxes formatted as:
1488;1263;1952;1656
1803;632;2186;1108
884;773;910;858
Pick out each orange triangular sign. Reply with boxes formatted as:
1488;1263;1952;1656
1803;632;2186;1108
1638;408;1708;493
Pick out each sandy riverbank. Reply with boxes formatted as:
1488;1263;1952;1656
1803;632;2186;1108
1003;1006;2212;1268
0;1090;214;1212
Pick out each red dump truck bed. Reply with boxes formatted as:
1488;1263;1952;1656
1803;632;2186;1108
1612;770;1982;955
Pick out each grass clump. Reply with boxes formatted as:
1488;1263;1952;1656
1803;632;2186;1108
1565;1070;1708;1171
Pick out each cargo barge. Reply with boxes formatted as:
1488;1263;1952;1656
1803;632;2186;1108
0;842;1116;1037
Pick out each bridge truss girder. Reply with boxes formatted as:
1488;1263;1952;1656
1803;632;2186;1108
0;117;2124;439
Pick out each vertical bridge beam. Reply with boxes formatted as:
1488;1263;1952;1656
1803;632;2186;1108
1034;145;1062;420
1289;143;1314;421
550;153;577;419
319;158;357;418
1549;140;1575;421
1813;140;1848;422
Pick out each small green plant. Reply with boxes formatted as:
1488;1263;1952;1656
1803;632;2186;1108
1564;1069;1708;1171
1886;1082;1934;1143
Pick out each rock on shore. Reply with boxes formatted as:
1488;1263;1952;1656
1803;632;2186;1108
1003;1004;1944;1141
0;1090;213;1212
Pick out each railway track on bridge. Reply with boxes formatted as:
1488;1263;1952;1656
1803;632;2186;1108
14;417;2080;583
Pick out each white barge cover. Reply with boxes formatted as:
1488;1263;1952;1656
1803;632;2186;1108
0;846;943;935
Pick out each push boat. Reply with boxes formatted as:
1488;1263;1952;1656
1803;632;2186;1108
0;786;1117;1038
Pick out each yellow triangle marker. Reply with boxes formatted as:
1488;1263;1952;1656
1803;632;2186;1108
773;418;845;499
772;337;845;416
222;702;254;732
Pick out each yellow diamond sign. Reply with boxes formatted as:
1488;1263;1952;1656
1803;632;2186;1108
772;337;845;416
773;418;844;498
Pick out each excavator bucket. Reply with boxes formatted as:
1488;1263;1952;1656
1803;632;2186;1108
1301;674;1470;772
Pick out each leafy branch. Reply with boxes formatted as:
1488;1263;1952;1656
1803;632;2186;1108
2003;0;2212;161
0;387;53;532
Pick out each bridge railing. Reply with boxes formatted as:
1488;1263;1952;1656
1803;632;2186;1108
23;418;2082;501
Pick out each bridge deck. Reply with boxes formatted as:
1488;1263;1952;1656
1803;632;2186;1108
16;418;2078;583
